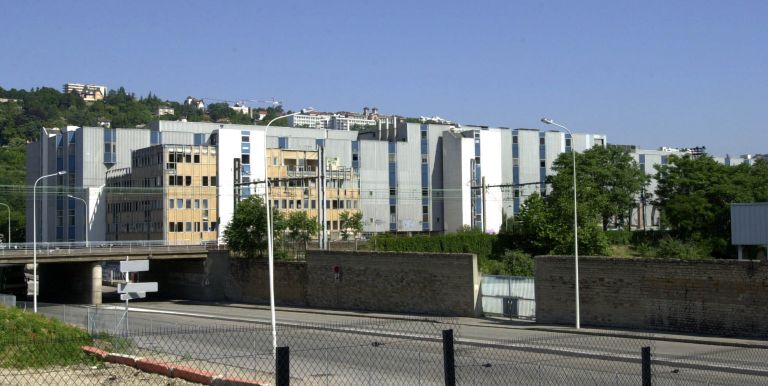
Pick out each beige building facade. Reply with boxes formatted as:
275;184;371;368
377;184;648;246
106;144;218;243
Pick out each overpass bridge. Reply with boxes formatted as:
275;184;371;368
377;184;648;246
0;241;211;264
0;241;215;305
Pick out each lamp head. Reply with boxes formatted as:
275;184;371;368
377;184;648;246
57;170;67;175
300;107;316;114
541;117;553;125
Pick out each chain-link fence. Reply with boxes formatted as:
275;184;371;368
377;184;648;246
4;303;768;385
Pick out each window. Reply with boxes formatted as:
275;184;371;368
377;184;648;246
194;199;200;209
168;176;175;186
203;222;209;232
169;199;174;209
565;138;572;147
169;222;175;232
202;176;208;186
512;136;518;144
186;199;192;209
311;200;316;209
176;176;183;185
176;222;183;232
194;222;201;232
539;137;545;145
185;222;192;232
194;154;200;163
211;176;217;186
185;176;192;186
540;160;546;167
241;154;250;164
177;199;183;208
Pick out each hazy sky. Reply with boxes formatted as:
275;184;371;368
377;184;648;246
2;1;766;156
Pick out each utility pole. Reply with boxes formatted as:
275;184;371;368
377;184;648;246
481;176;487;233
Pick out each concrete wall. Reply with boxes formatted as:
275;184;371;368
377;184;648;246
149;250;480;317
535;256;768;336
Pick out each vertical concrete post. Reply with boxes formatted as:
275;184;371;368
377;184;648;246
91;262;102;305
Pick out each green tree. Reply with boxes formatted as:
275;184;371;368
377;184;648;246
509;193;557;255
223;196;272;258
339;211;363;240
653;155;765;257
549;145;647;231
285;211;318;259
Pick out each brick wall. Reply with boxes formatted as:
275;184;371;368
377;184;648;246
306;251;481;316
535;256;768;336
150;250;480;317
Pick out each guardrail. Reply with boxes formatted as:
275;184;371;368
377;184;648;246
0;240;221;256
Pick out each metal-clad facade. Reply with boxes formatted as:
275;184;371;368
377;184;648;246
731;203;768;245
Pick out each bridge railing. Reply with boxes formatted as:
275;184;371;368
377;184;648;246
0;239;220;256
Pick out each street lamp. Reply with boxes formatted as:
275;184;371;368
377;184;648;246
541;117;580;329
263;108;314;352
66;194;89;247
33;170;67;312
0;202;10;245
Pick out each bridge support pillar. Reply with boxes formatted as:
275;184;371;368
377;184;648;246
39;262;102;305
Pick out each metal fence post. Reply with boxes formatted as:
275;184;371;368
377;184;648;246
642;346;651;386
443;329;456;386
276;346;290;386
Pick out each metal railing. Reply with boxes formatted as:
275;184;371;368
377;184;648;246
0;239;219;256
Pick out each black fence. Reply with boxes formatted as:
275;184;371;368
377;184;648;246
4;304;768;385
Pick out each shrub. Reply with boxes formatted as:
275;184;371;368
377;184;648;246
655;236;712;259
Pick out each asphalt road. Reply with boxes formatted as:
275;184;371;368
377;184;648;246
23;301;768;385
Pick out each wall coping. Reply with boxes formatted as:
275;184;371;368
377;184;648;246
535;255;764;265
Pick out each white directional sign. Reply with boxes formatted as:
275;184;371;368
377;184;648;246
118;282;158;294
120;292;146;301
120;260;149;273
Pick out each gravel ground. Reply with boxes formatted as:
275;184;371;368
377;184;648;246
0;362;201;386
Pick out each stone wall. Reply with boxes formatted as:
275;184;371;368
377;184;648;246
535;256;768;336
148;250;480;317
306;251;481;316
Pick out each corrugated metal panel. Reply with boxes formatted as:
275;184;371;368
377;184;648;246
481;275;535;317
731;203;768;245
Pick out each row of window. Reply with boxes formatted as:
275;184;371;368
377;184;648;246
271;199;359;210
168;221;218;233
109;200;161;214
167;175;218;186
107;221;217;233
169;198;210;210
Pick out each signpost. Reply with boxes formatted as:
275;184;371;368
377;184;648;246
116;258;157;333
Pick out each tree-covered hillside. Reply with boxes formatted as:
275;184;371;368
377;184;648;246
0;85;282;241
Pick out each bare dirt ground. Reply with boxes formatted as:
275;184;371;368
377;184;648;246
0;362;199;386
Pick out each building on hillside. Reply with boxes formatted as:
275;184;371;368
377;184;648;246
288;112;331;129
63;83;107;102
184;96;205;110
104;144;219;243
157;106;175;116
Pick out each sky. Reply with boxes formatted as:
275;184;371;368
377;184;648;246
1;0;766;156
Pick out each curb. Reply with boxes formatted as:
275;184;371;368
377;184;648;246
81;346;265;385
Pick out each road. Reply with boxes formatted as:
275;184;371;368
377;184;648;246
24;301;768;385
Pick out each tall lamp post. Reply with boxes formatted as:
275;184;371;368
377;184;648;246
541;117;580;329
0;202;10;245
33;170;67;313
66;194;89;247
263;108;314;352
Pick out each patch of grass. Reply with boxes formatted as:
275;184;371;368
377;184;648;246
0;305;95;369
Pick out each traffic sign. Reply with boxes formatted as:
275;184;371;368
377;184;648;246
118;282;158;294
120;292;146;301
120;260;149;273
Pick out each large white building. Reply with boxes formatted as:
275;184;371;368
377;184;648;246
442;127;607;233
27;118;608;243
